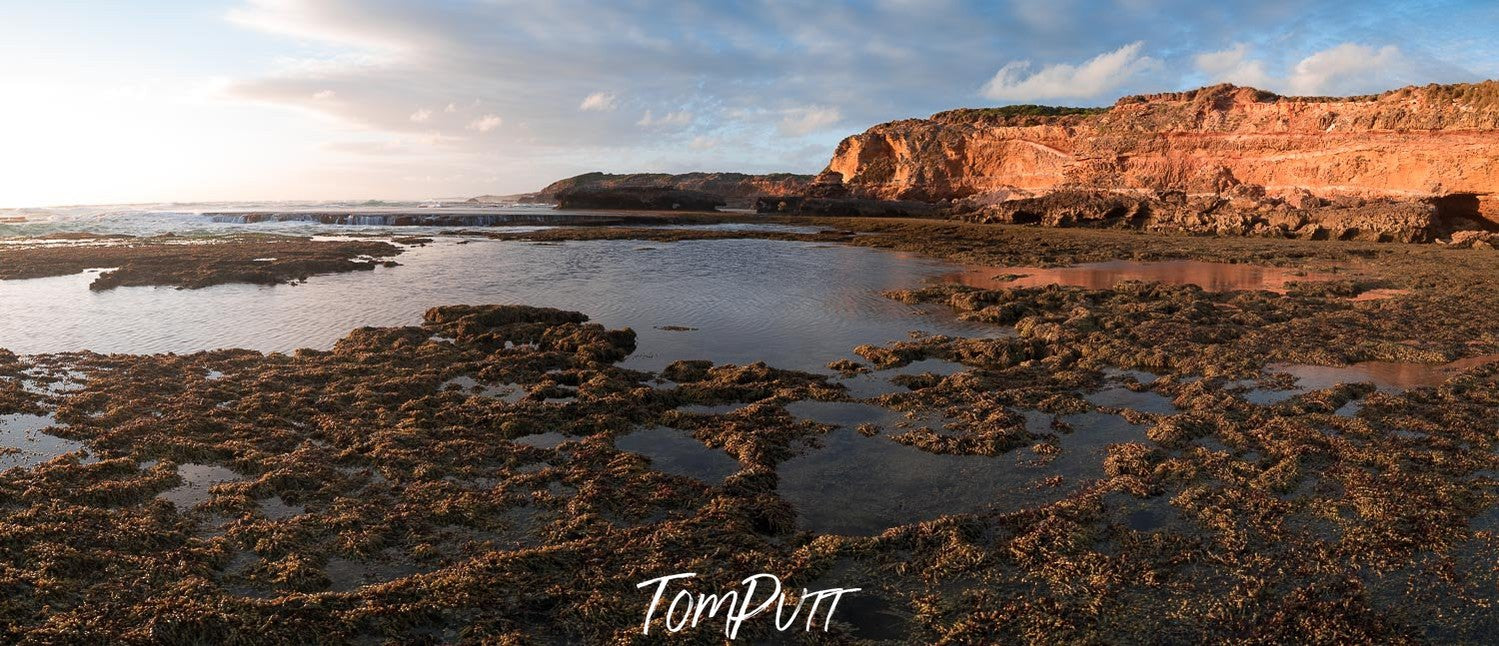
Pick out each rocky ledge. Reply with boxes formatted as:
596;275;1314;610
554;186;727;211
824;82;1499;241
952;188;1454;243
754;196;941;218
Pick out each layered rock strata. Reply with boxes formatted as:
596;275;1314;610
826;83;1499;239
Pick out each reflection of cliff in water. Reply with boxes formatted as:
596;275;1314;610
938;259;1329;292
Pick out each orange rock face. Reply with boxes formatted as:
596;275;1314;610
828;83;1499;225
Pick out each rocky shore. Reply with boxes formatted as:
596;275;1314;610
1;220;1496;640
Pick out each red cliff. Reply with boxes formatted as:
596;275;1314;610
827;83;1499;240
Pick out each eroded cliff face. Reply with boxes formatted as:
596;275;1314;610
828;83;1499;233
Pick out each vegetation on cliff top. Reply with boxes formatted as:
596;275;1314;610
932;104;1108;123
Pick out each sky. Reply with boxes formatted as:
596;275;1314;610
1;0;1495;208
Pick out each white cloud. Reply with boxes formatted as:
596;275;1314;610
1195;42;1471;97
579;91;618;111
409;107;432;123
1286;44;1409;95
778;105;842;136
636;109;693;127
467;114;502;132
444;103;457;113
689;136;718;149
1193;44;1274;89
312;89;336;100
981;41;1160;101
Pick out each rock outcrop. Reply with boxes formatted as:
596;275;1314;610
754;196;940;218
952;189;1444;242
554;186;726;211
826;82;1499;239
528;171;815;207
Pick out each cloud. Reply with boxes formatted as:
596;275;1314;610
636;110;693;127
467;114;502;132
409;107;432;123
210;0;1490;198
1195;42;1476;96
778;106;843;136
1193;44;1274;89
981;41;1160;102
579;92;618;111
312;89;336;100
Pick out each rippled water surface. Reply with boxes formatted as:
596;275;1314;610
0;237;994;373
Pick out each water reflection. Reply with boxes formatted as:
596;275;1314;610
615;426;740;484
938;259;1329;292
0;413;91;469
0;238;995;374
837;358;971;399
778;410;1147;535
785;401;900;427
1270;355;1499;392
158;463;242;510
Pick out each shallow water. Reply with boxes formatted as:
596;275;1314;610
0;413;91;470
261;495;305;520
1085;386;1177;414
158;463;242;510
1265;355;1499;394
837;358;970;398
785;401;901;427
940;259;1328;292
0;237;993;374
512;431;568;449
440;376;528;404
615;426;740;484
778;409;1147;535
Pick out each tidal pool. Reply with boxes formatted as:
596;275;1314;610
158;463;243;510
0;413;91;470
615;426;740;484
778;410;1148;535
0;237;994;374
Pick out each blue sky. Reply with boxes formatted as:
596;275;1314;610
1;0;1495;206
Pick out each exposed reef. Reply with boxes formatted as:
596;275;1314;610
1;209;1498;640
3;275;1497;640
0;234;402;290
